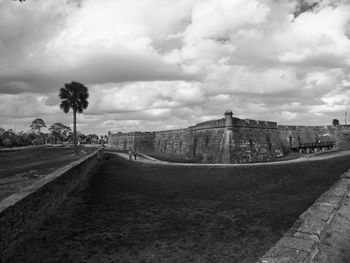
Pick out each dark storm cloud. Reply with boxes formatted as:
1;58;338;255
0;53;200;95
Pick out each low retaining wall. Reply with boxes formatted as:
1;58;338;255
0;149;103;262
258;168;350;263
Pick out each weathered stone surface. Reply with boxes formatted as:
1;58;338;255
293;232;320;243
275;236;316;252
324;179;350;197
316;194;344;209
340;171;350;179
258;246;309;263
297;215;328;237
299;204;335;222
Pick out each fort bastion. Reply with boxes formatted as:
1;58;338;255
108;110;350;164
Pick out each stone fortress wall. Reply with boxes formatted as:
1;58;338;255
278;125;350;152
108;110;350;164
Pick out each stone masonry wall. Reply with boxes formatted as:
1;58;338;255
188;116;282;163
0;149;103;262
109;132;156;152
109;111;282;163
134;132;155;152
188;127;225;163
278;125;350;154
334;125;350;149
153;129;191;156
108;132;135;151
108;111;350;163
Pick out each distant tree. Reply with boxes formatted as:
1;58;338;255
1;129;15;147
28;132;37;144
49;123;71;144
59;81;89;155
30;118;46;134
332;119;340;126
14;132;27;147
78;132;87;143
86;134;99;144
66;131;74;143
30;118;46;144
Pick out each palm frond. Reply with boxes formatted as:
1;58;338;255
60;100;71;113
59;81;89;114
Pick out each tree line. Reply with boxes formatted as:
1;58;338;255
1;81;109;150
0;119;106;148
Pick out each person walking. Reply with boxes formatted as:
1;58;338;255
134;151;137;160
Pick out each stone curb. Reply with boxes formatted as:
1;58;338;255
258;170;350;263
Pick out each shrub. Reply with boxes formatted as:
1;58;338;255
2;138;12;147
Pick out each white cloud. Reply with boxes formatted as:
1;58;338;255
1;0;350;134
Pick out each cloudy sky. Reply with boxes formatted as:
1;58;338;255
1;0;350;135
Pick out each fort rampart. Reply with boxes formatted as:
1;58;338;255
109;110;350;164
0;149;103;262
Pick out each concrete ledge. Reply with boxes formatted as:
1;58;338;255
0;149;103;262
258;171;350;263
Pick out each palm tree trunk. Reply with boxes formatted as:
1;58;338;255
73;109;78;155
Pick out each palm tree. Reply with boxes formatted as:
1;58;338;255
59;81;89;155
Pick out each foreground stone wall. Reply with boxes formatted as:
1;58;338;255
258;168;350;263
0;149;102;262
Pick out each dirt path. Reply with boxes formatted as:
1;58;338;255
110;149;350;167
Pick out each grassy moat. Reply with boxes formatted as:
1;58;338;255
8;152;350;263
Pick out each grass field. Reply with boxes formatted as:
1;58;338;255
9;152;350;263
0;145;97;201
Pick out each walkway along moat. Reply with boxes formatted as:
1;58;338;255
8;153;350;263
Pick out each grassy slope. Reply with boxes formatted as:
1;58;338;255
0;146;97;201
10;154;350;263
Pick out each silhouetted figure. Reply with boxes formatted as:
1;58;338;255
134;152;137;160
